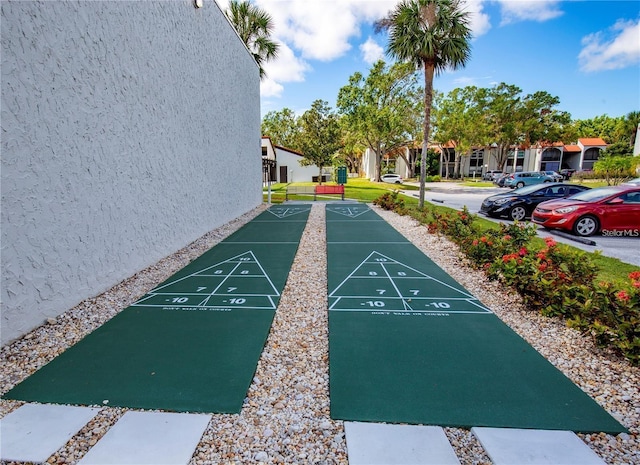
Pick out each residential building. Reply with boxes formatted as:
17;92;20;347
261;137;330;183
435;138;608;177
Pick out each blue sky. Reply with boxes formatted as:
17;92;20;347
216;0;639;121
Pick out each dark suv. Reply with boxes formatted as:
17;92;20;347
560;169;576;180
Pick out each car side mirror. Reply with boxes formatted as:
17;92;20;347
608;198;624;205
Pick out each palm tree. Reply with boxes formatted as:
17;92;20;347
622;111;640;147
225;0;279;80
376;0;472;208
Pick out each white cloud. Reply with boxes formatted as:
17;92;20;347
463;0;492;38
260;78;284;98
496;0;563;25
256;0;396;61
262;41;309;84
579;19;640;72
360;37;384;64
220;0;492;105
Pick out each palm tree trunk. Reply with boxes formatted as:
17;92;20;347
420;61;436;209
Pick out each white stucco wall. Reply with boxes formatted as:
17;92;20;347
274;147;324;183
1;0;261;345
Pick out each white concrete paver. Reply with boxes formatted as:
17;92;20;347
78;410;211;465
344;422;460;465
472;427;606;464
0;403;101;463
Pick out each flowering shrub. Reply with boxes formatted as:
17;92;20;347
462;222;537;269
487;237;598;316
404;202;640;365
425;207;479;244
566;272;640;365
373;191;406;214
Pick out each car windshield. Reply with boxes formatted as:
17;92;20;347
567;187;623;202
510;184;546;194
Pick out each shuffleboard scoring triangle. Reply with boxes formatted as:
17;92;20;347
326;205;371;218
329;251;492;314
267;205;311;218
132;251;280;311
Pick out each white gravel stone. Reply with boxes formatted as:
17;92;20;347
1;203;637;465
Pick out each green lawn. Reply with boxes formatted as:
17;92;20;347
263;179;637;284
263;178;419;204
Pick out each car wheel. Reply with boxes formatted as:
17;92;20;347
543;179;551;183
516;182;524;188
572;215;599;237
509;206;527;221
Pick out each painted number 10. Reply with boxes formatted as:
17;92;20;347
427;302;450;308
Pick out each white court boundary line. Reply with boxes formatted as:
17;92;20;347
266;205;311;218
326;205;371;218
132;251;280;311
329;251;492;314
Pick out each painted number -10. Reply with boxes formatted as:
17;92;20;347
426;302;450;308
364;301;385;307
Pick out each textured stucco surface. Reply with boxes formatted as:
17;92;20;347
1;0;261;345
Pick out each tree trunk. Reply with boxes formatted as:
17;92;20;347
420;62;436;209
454;151;460;178
375;142;382;181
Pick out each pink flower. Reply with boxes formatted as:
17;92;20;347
544;237;557;247
472;239;479;246
616;291;630;302
518;247;528;257
502;253;519;263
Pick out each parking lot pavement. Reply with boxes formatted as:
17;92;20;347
400;184;640;267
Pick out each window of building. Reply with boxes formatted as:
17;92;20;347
468;148;484;174
582;148;601;170
541;148;561;171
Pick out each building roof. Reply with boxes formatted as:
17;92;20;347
564;144;581;153
274;144;304;156
578;137;607;147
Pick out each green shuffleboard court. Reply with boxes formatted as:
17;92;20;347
4;205;311;413
326;204;626;434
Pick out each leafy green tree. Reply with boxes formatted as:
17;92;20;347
225;0;279;79
602;141;634;158
376;0;472;207
337;60;422;181
618;111;640;147
519;91;573;148
571;115;623;144
482;83;523;170
261;108;302;150
475;84;569;171
335;122;367;175
433;86;488;177
594;154;635;185
298;100;343;184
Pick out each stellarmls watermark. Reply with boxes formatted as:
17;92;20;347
601;229;640;237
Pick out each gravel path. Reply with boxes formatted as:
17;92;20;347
1;203;638;464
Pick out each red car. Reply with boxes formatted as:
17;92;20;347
532;185;640;237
